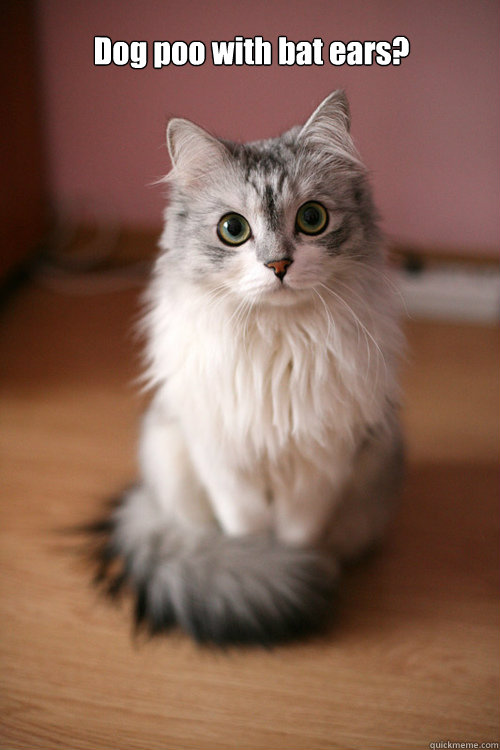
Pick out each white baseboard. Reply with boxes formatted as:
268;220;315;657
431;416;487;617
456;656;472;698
395;263;500;324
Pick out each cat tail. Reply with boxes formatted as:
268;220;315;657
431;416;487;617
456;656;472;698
90;485;339;646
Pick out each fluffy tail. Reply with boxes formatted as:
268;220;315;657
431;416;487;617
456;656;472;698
90;487;339;646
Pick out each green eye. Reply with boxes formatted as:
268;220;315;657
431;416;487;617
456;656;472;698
217;213;251;246
296;201;328;235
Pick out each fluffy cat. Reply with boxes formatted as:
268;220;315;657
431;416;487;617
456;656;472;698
94;90;404;645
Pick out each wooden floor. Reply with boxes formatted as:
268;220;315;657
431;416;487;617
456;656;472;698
0;280;498;750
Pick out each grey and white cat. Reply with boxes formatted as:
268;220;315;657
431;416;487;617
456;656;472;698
96;90;404;645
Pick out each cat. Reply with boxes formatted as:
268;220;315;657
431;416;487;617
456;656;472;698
93;90;404;646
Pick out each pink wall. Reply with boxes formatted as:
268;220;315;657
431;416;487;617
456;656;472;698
36;0;499;255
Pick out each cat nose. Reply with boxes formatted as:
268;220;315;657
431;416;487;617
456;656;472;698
264;258;293;281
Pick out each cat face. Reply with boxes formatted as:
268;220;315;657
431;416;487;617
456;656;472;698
161;91;379;306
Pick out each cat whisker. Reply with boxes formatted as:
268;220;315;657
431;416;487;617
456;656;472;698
330;277;378;354
318;281;388;391
241;298;255;354
223;294;255;357
317;281;367;371
340;257;409;318
227;295;248;328
334;276;386;387
312;287;334;341
363;265;410;319
201;284;234;320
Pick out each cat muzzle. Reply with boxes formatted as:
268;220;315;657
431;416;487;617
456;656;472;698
264;258;293;281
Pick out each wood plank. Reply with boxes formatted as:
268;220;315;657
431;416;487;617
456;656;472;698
1;283;498;749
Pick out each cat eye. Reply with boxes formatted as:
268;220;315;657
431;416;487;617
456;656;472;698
217;213;251;246
295;201;328;235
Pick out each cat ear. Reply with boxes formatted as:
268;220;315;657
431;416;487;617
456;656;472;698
300;90;351;135
298;90;360;164
166;118;229;185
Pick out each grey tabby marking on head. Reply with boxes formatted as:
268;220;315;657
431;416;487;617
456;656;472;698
263;184;280;232
318;219;352;255
90;90;404;647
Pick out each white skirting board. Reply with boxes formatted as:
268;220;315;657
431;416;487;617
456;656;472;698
395;263;500;324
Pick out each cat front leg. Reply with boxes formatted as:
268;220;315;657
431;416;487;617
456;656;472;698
186;444;273;536
272;472;346;547
201;468;273;536
271;444;354;547
100;396;216;585
138;394;216;530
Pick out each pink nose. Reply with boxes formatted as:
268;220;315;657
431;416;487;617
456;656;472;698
264;258;293;281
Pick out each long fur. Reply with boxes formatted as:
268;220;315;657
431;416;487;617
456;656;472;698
93;485;339;645
93;91;404;646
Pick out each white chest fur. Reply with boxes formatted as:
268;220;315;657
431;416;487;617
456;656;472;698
145;276;398;470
